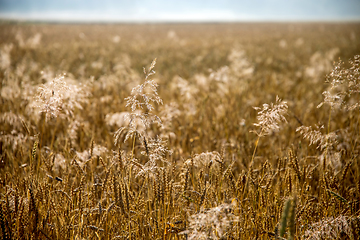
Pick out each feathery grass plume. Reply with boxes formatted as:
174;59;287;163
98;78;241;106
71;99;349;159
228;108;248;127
134;136;172;178
181;204;238;240
114;58;163;146
35;74;68;120
346;55;360;111
296;124;342;171
317;58;347;110
0;112;35;150
184;151;221;170
297;55;360;174
253;96;288;137
296;125;338;151
318;55;360;111
249;96;288;168
304;215;355;240
33;74;90;121
159;102;181;140
0;112;26;133
0;43;13;71
141;136;171;163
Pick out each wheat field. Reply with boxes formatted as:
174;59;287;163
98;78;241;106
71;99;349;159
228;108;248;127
0;22;360;239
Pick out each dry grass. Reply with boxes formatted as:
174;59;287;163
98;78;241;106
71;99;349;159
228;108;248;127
1;22;360;239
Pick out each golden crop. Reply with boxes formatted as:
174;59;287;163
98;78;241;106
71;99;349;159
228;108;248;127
1;22;360;239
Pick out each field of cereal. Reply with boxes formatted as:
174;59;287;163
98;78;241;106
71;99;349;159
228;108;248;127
1;22;360;239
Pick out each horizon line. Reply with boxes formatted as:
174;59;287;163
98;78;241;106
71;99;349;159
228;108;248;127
1;17;360;24
1;11;360;24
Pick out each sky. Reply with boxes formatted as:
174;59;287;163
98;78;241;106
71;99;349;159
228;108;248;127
0;0;360;22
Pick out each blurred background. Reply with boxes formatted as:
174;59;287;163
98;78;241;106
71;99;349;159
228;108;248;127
1;0;360;23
